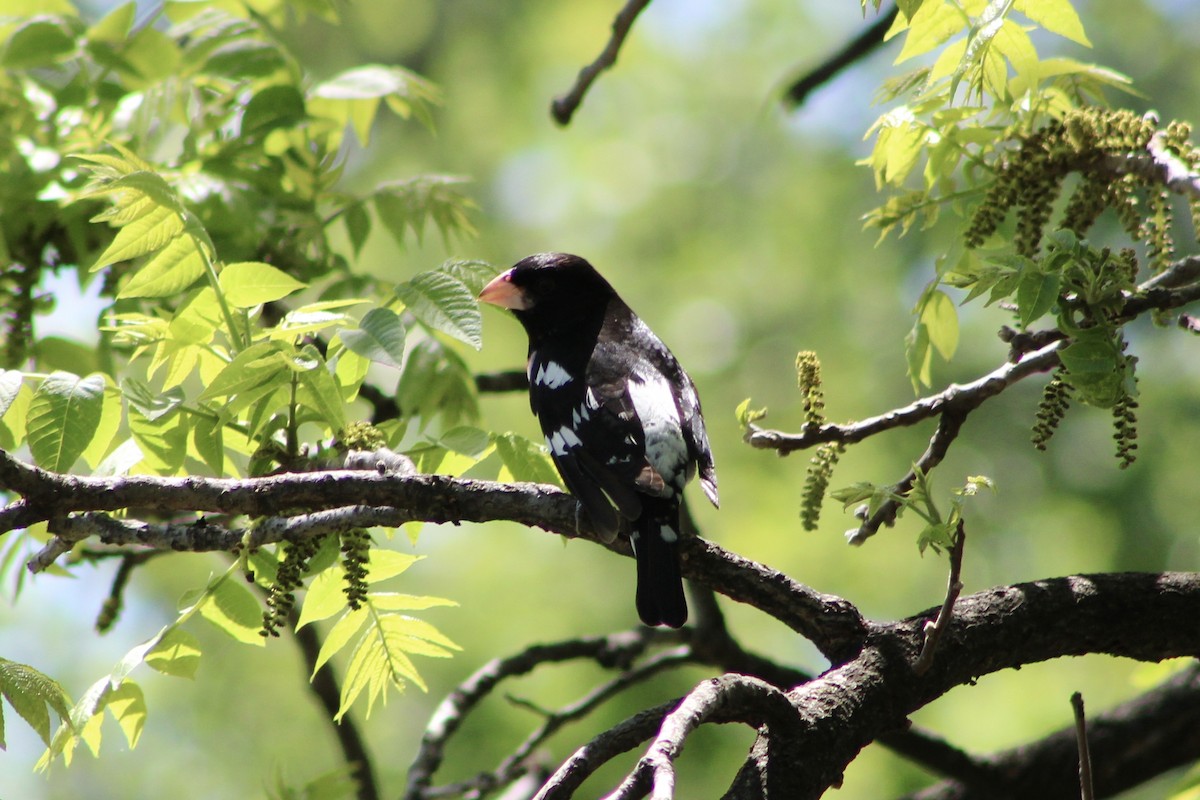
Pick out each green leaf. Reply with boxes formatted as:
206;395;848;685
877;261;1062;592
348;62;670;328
144;628;202;679
336;611;458;719
339;307;407;368
199;342;290;401
1016;269;1061;326
1014;0;1090;46
343;202;372;257
241;84;307;134
920;289;959;360
0;657;73;748
219;261;307;307
439;259;496;295
0;370;23;419
103;682;146;748
364;549;422;584
3;18;77;68
191;414;226;476
297;567;350;630
312;608;367;676
492;432;562;486
195;575;265;646
81;381;123;469
94;202;187;271
118;232;207;302
26;372;106;471
374;176;476;248
128;405;190;475
0;383;32;451
894;0;962;64
734;398;768;428
395;270;482;349
122;378;184;421
310;65;441;143
369;593;457;612
86;2;135;43
294;345;346;432
438;425;491;458
906;321;933;391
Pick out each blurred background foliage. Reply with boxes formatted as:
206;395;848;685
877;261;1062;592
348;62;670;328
3;0;1200;797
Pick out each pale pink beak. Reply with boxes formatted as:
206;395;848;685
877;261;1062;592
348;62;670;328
478;270;530;310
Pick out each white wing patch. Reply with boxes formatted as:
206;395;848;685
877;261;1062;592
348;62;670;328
534;360;573;389
547;425;583;456
627;369;687;496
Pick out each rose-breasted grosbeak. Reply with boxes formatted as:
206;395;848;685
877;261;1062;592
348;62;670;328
479;253;718;627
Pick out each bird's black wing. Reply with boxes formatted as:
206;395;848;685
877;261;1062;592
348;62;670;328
528;347;647;540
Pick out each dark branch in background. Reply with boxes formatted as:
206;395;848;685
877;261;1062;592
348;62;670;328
1071;692;1094;800
902;664;1200;800
80;550;157;633
476;369;529;393
782;3;899;108
551;0;653;125
404;629;682;800
291;611;380;800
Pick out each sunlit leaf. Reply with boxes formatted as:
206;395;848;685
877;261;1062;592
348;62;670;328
26;372;106;471
339;307;407;368
144;628;202;679
195;576;265;646
0;657;73;749
492;432;561;486
1014;0;1090;46
219;261;306;307
395;270;482;349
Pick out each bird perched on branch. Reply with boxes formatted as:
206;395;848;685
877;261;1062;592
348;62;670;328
479;253;718;627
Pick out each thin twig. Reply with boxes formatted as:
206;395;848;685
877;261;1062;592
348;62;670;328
746;340;1066;455
404;630;676;800
551;0;653;125
429;647;695;800
849;409;967;545
913;521;965;675
782;3;899;108
1071;692;1094;800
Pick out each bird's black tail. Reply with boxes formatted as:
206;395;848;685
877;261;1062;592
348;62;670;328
632;500;687;628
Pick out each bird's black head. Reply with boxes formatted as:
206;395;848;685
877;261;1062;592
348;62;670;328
479;253;617;340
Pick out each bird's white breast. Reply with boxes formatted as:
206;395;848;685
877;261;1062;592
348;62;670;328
626;368;687;496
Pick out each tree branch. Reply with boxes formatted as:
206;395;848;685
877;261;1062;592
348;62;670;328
606;675;800;800
782;4;899;108
902;663;1200;799
744;340;1065;456
1;451;867;658
551;0;653;125
912;521;965;674
404;629;681;800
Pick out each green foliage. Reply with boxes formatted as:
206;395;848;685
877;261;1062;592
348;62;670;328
0;658;74;750
296;550;458;719
832;471;994;554
0;0;498;768
734;398;769;430
37;562;254;768
861;2;1191;473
